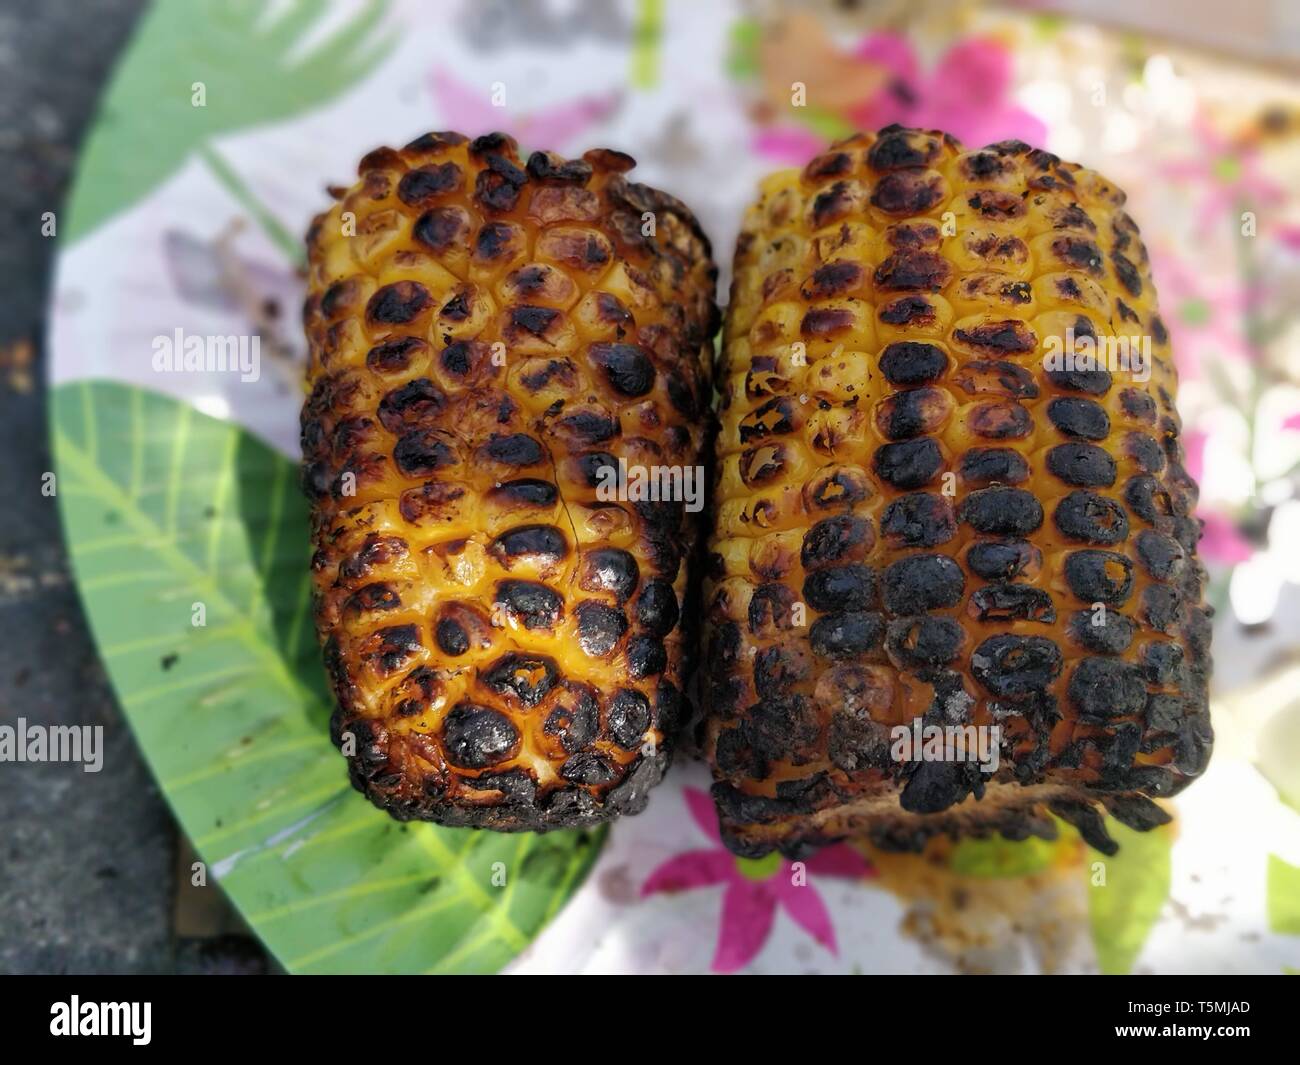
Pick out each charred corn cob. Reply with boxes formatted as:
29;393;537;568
705;125;1211;858
302;131;718;829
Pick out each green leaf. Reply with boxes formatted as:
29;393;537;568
1031;13;1066;38
66;0;397;243
630;0;664;90
949;833;1061;878
52;381;603;973
798;107;855;143
1267;855;1300;935
1087;819;1172;975
726;17;762;80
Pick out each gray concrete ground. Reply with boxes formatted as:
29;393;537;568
0;0;270;974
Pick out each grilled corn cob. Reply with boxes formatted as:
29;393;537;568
302;131;718;829
705;125;1212;857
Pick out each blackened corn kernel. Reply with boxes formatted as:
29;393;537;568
882;554;965;614
879;341;949;385
885;615;965;668
952;359;1039;399
959;447;1030;486
1124;473;1179;524
1067;608;1136;654
803;564;878;612
810;611;886;659
973;634;1063;698
877;387;953;439
873;437;945;489
579;548;640;604
1048;396;1111;440
880;492;957;547
1142;584;1183;632
966;538;1041;581
1047;442;1117;487
1064;548;1135;605
800;515;875;569
1055;490;1130;544
1135;529;1186;580
441;703;519;769
1069;657;1147;721
968;583;1056;624
1045;365;1113;394
959;486;1045;536
1141;641;1185;685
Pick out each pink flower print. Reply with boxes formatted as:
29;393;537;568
1183;429;1254;566
845;33;1046;151
752;125;828;167
1149;247;1249;380
1199;513;1255;566
641;788;872;973
1276;224;1300;254
1183;428;1209;484
749;32;1044;168
428;68;620;153
1161;112;1285;236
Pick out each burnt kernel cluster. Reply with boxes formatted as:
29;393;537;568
706;125;1211;860
305;131;718;830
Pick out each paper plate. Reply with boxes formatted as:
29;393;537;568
49;0;1300;974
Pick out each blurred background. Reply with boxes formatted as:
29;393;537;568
2;0;1298;974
